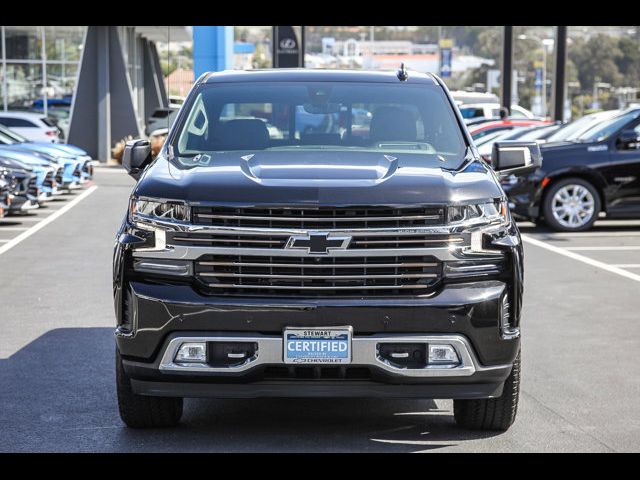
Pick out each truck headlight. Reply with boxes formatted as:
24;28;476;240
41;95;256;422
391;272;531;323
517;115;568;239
447;199;509;227
130;198;190;223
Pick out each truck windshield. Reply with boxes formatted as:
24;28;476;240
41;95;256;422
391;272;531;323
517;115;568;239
169;81;467;168
575;110;640;143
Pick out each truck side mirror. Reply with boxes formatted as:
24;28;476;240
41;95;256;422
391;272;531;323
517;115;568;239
491;141;542;175
122;139;152;179
616;130;640;150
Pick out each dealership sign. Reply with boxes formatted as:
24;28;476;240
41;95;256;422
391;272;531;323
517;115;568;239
273;26;304;68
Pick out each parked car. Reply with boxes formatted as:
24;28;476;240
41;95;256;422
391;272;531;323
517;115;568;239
0;158;39;213
502;107;640;231
469;119;550;142
114;68;541;431
0;148;63;202
459;103;537;124
0;124;89;187
0;169;13;217
168;95;185;108
477;123;564;161
145;107;179;136
543;109;621;144
0;111;61;143
512;122;564;143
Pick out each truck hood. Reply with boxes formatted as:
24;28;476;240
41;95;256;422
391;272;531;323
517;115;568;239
135;151;503;206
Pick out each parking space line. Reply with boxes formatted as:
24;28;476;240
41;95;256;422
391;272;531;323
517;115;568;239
0;217;45;222
0;186;98;257
0;227;29;231
611;264;640;268
521;234;640;282
565;246;640;251
535;232;640;238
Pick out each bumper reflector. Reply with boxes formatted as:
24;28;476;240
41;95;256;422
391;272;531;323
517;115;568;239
428;344;459;365
133;259;192;276
175;342;207;364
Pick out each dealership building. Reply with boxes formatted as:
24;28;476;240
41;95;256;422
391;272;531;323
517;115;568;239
0;26;192;160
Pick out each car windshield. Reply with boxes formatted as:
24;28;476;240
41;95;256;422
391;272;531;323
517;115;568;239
473;130;506;146
169;81;467;168
575;110;640;142
459;107;483;119
517;124;560;141
546;111;618;143
0;124;28;143
0;129;19;145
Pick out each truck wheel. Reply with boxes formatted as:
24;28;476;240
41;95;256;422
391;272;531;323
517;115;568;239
116;349;183;428
542;178;601;232
453;350;520;431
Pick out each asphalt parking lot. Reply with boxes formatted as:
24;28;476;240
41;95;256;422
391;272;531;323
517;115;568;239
0;168;638;453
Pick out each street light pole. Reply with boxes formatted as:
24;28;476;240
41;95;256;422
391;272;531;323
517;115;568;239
541;45;546;117
518;33;554;118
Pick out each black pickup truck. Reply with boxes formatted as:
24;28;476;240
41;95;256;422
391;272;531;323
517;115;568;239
503;108;640;231
113;68;540;431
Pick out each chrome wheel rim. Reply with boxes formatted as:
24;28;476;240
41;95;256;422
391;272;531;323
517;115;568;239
551;184;595;229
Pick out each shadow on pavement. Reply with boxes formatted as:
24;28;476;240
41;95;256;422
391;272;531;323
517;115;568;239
0;328;502;452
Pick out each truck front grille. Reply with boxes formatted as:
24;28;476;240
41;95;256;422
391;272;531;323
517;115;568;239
27;177;38;197
192;206;445;229
43;171;54;188
195;254;441;297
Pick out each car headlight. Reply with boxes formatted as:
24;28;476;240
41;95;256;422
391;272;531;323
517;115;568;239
447;199;509;227
130;198;190;223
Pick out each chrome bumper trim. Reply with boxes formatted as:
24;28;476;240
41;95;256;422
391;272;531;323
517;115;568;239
133;243;502;261
158;333;507;378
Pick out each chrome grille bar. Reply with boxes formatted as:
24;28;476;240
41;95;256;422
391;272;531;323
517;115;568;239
202;283;433;290
198;261;438;268
195;214;442;222
199;272;438;279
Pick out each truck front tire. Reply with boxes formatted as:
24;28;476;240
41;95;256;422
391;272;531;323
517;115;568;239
116;349;183;428
453;350;520;431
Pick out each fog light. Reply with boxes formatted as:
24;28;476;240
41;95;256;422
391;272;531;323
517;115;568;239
428;344;459;365
175;342;207;364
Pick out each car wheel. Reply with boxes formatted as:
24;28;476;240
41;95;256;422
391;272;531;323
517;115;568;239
542;178;601;232
116;349;183;428
453;350;520;431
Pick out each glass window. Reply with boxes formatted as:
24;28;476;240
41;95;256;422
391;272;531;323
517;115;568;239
5;63;43;108
44;26;85;61
459;107;484;119
4;26;43;60
45;63;78;99
172;81;467;169
0;117;37;127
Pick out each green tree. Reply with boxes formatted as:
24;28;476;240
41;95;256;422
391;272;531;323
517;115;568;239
569;34;624;92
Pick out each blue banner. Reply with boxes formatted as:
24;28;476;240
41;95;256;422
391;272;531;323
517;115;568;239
534;68;543;92
440;48;452;78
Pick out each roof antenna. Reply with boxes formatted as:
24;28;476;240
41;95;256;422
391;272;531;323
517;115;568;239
397;63;409;82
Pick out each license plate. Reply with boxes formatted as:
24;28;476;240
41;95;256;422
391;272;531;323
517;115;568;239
284;327;352;364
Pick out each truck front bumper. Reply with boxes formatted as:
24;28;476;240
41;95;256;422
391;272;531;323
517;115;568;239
117;280;518;399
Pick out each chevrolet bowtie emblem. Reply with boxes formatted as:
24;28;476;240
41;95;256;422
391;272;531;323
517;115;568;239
285;232;352;254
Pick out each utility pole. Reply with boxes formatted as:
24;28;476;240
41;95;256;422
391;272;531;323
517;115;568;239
501;26;514;114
